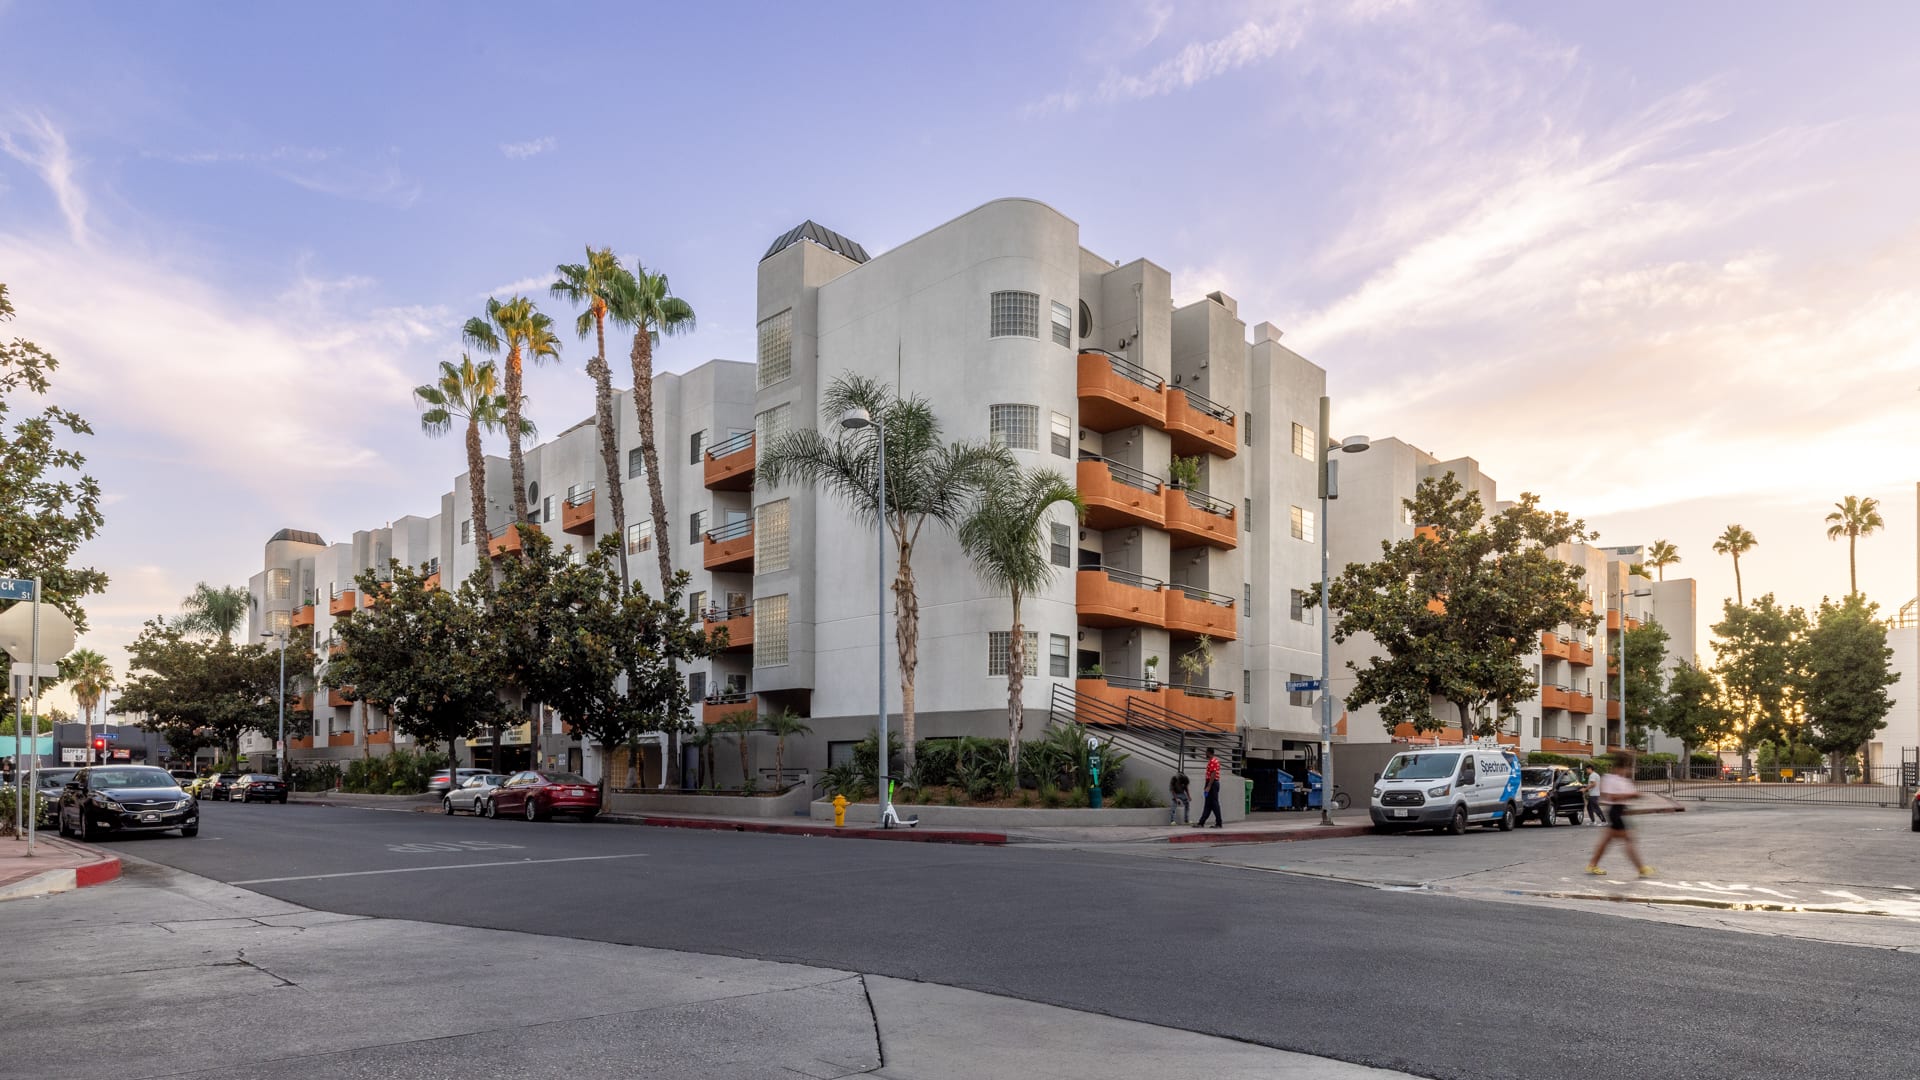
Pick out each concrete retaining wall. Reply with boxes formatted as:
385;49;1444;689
810;800;1171;829
607;785;813;819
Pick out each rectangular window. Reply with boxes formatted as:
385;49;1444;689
756;499;791;573
1244;498;1254;532
754;594;790;667
268;568;292;602
1288;672;1315;708
1531;716;1540;738
1244;413;1253;446
627;519;653;555
689;430;706;465
1050;301;1072;347
1290;505;1315;542
1243;669;1252;705
628;447;645;479
688;510;707;547
1244;583;1252;617
268;609;291;635
1050;411;1072;458
989;290;1040;339
757;309;793;389
1292;422;1316;459
1050;523;1071;568
460;520;473;545
988;404;1039;451
755;404;791;463
1049;635;1070;677
687;671;706;703
1289;589;1314;625
988;631;1040;677
688;590;706;619
541;495;554;524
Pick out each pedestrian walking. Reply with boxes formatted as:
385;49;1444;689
1587;755;1654;877
1195;752;1224;828
1168;771;1191;825
1584;763;1604;825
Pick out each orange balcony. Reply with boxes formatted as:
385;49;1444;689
1077;350;1165;432
561;488;597;536
488;522;540;558
1426;596;1448;614
1163;487;1237;550
1077;456;1164;531
366;729;393;746
1076;568;1165;628
702;691;756;725
1567;641;1593;666
1541;685;1571;711
328;589;356;617
1607;700;1621;721
330;730;357;747
289;736;313;750
1568;691;1594;714
1391;723;1466;744
327;688;354;708
1163;584;1237;640
292;692;314;712
705;606;753;652
703;519;754;572
1164;386;1237;459
424;571;441;592
290;603;315;629
1167;685;1236;732
1540;632;1570;661
326;638;345;658
704;431;756;491
1541;737;1592;755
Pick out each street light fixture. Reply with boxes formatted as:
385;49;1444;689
1316;397;1370;827
262;629;288;781
839;406;908;826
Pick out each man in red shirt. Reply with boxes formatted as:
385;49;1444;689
1195;751;1224;828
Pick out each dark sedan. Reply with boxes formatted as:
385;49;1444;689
59;765;198;840
202;772;242;800
32;768;81;825
1518;765;1590;826
229;773;288;803
481;770;600;822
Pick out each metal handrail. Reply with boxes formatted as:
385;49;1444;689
1079;452;1161;493
564;485;595;505
1100;674;1158;690
705;518;753;543
1171;384;1234;423
424;557;441;575
490;521;537;539
1093;565;1164;591
705;690;752;706
704;605;752;621
1175;487;1235;517
707;430;755;461
1168;682;1234;700
328;584;351;600
1081;347;1165;391
1167;583;1235;607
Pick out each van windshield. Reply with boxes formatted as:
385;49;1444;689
1381;753;1460;781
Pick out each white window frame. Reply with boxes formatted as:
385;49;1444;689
1050;301;1072;347
1050;411;1072;458
1290;505;1315;543
1049;634;1070;677
989;403;1039;452
989;290;1040;339
628;519;653;555
1292;422;1315;460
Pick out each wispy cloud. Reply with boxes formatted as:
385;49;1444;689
482;273;554;300
499;136;555;160
1029;8;1309;115
146;140;419;207
0;111;90;244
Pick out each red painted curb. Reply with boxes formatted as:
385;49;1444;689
1169;824;1374;844
74;854;121;887
633;815;1007;846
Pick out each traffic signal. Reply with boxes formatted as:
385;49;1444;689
93;737;105;763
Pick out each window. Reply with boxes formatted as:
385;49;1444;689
754;595;790;667
268;568;292;602
989;404;1039;451
628;448;645;479
1288;672;1315;708
1290;505;1315;542
541;495;554;524
268;609;291;635
1244;583;1252;617
460;520;473;545
1078;300;1093;338
1050;523;1071;568
1049;635;1070;677
1289;589;1314;625
988;631;1040;677
990;290;1040;339
688;590;706;619
627;519;653;555
757;309;793;389
1050;411;1072;458
1243;669;1252;705
1050;301;1072;347
1244;498;1254;531
1244;413;1253;446
1531;716;1540;738
755;404;791;463
687;671;707;703
685;510;705;547
1292;422;1315;459
689;430;705;465
756;499;791;573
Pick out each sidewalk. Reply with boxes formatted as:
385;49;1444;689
0;833;121;902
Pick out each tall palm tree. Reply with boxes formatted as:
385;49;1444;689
178;583;253;641
1712;524;1757;605
625;261;697;596
551;247;638;588
759;374;1012;775
1824;495;1884;598
764;708;812;792
959;465;1084;768
415;355;526;563
62;648;113;764
462;296;561;527
1646;539;1681;582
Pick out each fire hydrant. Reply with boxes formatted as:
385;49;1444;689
832;794;849;827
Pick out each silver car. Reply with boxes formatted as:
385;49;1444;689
442;773;508;815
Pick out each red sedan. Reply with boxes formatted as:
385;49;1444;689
481;770;601;822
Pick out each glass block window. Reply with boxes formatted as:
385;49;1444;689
627;519;653;555
1243;669;1253;705
990;291;1040;339
756;499;791;573
1292;422;1315;459
1050;411;1072;457
1050;523;1071;568
757;309;793;389
756;404;791;464
1289;672;1316;708
1289;589;1315;624
268;609;291;635
755;594;790;668
269;568;292;601
1244;413;1253;446
689;430;705;465
1050;301;1072;347
1290;505;1315;542
460;520;473;545
989;404;1039;451
628;448;644;479
1049;634;1070;677
988;631;1040;676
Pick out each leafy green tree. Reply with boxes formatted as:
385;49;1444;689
764;708;812;792
176;583;253;641
1823;496;1885;598
624;261;696;596
1646;539;1680;582
959;464;1083;768
1618;619;1670;749
463;296;561;527
1710;594;1808;775
1801;593;1899;782
1653;663;1731;774
113;620;281;759
1323;473;1597;737
416;355;525;560
0;283;108;629
759;374;1012;774
551;247;638;587
1712;524;1757;606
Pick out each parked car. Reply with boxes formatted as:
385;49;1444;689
229;773;289;803
1517;765;1589;826
58;765;198;840
202;772;242;800
427;768;495;795
443;773;508;815
481;770;600;822
33;768;80;825
168;770;198;787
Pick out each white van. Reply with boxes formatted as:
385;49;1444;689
1370;746;1522;834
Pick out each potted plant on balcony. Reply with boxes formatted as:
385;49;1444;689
1166;454;1202;491
1079;663;1103;679
1144;655;1160;688
1175;635;1214;690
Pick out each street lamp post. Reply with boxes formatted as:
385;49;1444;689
1316;397;1370;826
838;406;895;824
262;629;288;781
1613;586;1652;753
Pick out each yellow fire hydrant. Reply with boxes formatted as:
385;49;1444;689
832;794;849;828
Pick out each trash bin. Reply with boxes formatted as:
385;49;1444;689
1244;777;1254;815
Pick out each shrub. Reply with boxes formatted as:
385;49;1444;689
814;761;866;800
1022;723;1126;795
1039;782;1065;809
341;748;447;794
1110;778;1161;810
291;762;342;792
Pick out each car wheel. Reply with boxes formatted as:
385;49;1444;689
56;809;71;838
480;798;494;820
443;797;455;815
180;825;198;838
1540;804;1557;828
1498;801;1517;831
1446;805;1468;836
524;798;541;822
278;796;288;804
1332;792;1351;811
1568;807;1584;826
77;812;94;842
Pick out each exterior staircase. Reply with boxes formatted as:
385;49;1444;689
1047;682;1245;776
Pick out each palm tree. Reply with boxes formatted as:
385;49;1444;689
759;373;1012;775
764;708;812;792
552;247;638;588
1824;495;1885;597
62;648;113;764
462;296;561;528
1646;539;1680;582
177;583;253;641
415;355;527;562
958;465;1084;768
625;261;697;596
715;708;759;790
1711;524;1757;606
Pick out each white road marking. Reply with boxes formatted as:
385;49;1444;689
230;853;648;886
385;840;525;853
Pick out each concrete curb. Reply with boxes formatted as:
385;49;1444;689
602;813;1008;846
0;839;120;903
1169;824;1375;844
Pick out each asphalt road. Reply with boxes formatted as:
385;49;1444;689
100;800;1920;1080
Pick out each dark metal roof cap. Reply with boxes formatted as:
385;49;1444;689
269;528;327;546
762;220;869;264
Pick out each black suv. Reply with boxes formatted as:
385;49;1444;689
1518;765;1591;826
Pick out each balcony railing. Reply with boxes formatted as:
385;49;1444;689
1164;484;1238;550
1163;583;1238;640
1085;348;1163;391
565;484;595;505
1081;452;1160;493
1173;384;1233;423
705;431;756;490
707;430;755;460
703;518;755;572
1076;565;1167;628
707;518;752;543
561;485;597;535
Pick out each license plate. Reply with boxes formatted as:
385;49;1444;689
141;812;160;823
1390;809;1410;818
570;788;587;797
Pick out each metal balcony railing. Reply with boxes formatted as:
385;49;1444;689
1167;583;1236;607
706;518;753;543
1079;452;1162;493
565;484;595;505
1094;565;1165;592
707;430;755;461
1083;347;1165;391
1176;487;1235;517
1173;384;1234;423
705;604;752;621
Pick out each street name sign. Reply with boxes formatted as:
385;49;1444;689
1285;679;1323;692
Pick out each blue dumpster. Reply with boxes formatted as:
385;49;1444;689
1273;770;1297;810
1305;769;1325;810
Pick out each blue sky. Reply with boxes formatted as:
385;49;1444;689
3;1;1917;703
